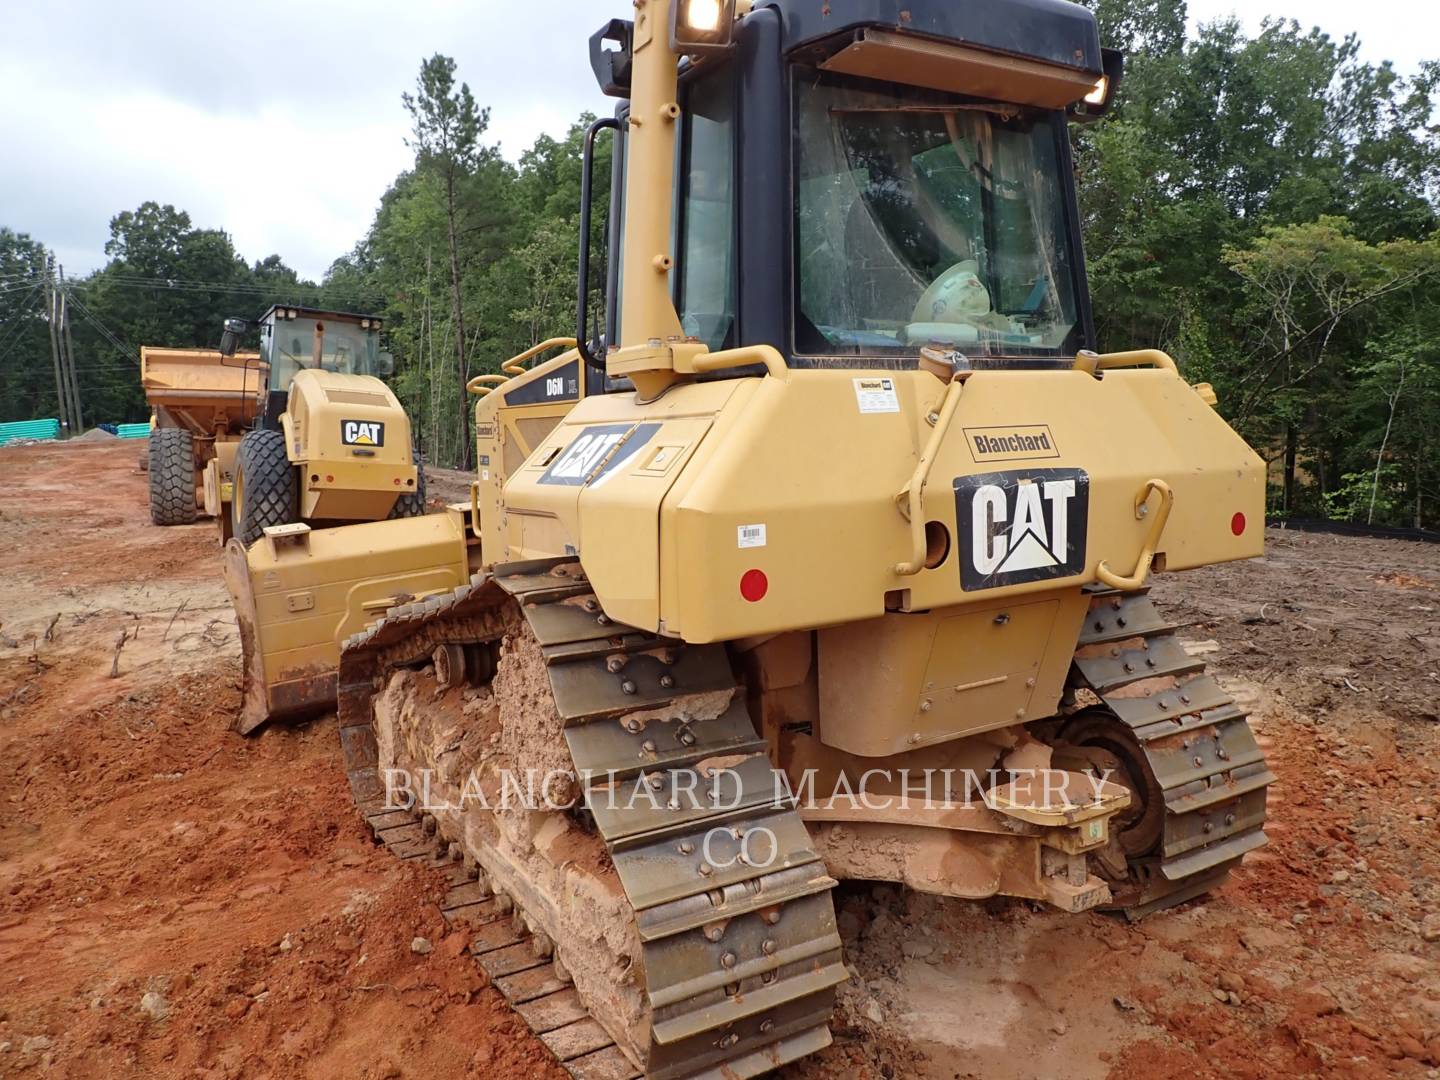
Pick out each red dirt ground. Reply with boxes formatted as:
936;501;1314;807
2;440;1439;1079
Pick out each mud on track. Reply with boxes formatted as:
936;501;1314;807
2;440;1438;1079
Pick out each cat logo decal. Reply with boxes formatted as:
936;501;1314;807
954;469;1089;590
538;422;662;488
341;420;385;447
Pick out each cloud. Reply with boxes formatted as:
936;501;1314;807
0;0;608;280
1186;0;1432;73
3;0;1428;281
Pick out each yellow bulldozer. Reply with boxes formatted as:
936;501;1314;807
213;305;425;545
225;1;1272;1076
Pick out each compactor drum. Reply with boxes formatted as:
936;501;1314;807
227;1;1273;1075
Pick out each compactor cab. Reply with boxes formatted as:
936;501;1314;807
211;305;422;545
227;5;1274;1075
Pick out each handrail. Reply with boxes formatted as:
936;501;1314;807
1095;478;1174;591
1088;349;1179;375
501;337;578;377
688;344;790;382
577;117;621;372
894;377;966;576
465;374;510;397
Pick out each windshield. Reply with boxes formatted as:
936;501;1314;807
795;75;1082;359
266;318;383;389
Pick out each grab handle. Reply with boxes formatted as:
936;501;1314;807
894;377;966;576
1095;479;1174;591
501;337;577;377
465;374;510;397
1075;349;1179;376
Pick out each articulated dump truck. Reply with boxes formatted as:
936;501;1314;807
225;1;1272;1075
140;346;265;527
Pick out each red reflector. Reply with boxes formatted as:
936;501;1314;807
394;477;402;485
740;569;768;603
1231;512;1246;536
325;474;334;483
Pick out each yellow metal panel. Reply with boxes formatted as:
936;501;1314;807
497;364;1263;645
815;589;1088;757
501;379;747;629
287;369;415;470
300;457;409;521
235;513;470;719
472;349;592;567
663;371;924;641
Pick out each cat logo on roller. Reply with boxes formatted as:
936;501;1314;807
341;420;385;447
953;469;1090;590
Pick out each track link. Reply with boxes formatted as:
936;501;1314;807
1067;587;1274;918
338;558;846;1080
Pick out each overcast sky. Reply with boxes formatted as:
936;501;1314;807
1;0;1432;282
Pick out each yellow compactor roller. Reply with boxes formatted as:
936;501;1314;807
215;305;425;547
226;1;1272;1075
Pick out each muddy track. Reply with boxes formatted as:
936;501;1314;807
336;559;844;1078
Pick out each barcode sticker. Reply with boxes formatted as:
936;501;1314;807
738;524;767;549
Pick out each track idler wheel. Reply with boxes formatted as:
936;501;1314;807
1053;709;1167;896
432;643;467;689
1059;710;1164;858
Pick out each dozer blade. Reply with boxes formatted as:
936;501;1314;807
223;513;472;735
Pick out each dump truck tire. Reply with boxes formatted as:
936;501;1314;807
388;448;427;519
233;429;297;546
148;428;197;526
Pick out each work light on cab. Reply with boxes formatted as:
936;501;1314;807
671;0;735;55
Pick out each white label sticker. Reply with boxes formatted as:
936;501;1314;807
854;377;900;414
738;524;767;549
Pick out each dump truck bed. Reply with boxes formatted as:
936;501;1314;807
140;347;266;435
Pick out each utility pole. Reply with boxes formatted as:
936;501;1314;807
58;265;84;432
45;256;71;435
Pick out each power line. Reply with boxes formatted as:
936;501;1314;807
0;279;46;295
64;288;141;367
81;273;386;304
0;285;44;366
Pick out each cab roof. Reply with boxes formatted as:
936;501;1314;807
259;304;383;325
756;0;1101;74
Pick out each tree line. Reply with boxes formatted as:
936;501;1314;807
1;1;1437;527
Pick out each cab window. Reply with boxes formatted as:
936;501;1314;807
677;66;736;352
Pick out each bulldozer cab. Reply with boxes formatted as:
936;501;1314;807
589;0;1120;375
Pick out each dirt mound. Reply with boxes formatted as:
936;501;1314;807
0;442;566;1079
71;428;119;443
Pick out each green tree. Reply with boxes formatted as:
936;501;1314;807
0;229;54;421
403;54;491;468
